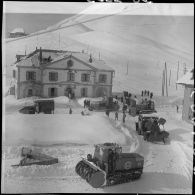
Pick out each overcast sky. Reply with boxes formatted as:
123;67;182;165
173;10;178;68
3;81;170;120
3;2;194;16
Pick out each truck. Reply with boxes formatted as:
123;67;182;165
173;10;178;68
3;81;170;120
19;99;55;114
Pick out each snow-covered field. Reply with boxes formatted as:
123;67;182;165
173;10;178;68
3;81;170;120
2;95;193;193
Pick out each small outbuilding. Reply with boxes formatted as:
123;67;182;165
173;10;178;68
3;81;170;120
9;28;27;38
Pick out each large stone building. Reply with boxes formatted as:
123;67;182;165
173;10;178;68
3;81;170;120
10;48;115;99
177;69;194;124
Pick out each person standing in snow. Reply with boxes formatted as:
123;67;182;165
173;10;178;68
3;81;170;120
176;105;179;113
122;111;126;123
115;111;118;120
105;110;110;117
69;108;72;114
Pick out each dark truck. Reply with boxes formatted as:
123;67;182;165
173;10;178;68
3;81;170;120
129;98;156;117
19;99;55;114
89;97;119;111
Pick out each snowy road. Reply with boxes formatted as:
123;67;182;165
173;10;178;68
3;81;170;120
2;96;193;193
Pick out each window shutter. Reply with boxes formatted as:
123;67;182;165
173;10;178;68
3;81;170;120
49;73;51;81
33;72;36;80
55;73;58;81
87;74;90;82
26;72;29;80
72;73;75;81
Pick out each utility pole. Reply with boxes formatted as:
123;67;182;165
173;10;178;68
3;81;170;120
59;32;61;50
176;61;179;90
169;69;171;86
165;62;168;96
162;69;165;96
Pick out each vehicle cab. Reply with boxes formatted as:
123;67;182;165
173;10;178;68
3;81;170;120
136;113;159;135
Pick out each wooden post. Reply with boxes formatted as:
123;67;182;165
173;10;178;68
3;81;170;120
162;69;165;96
59;32;60;50
165;62;168;96
176;61;179;90
169;69;171;86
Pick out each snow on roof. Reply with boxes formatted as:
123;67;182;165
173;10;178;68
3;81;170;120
16;49;114;71
10;28;25;34
177;69;194;86
140;113;159;118
72;52;114;71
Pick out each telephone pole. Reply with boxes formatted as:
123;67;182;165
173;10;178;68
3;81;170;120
169;69;171;86
165;62;168;96
176;61;179;90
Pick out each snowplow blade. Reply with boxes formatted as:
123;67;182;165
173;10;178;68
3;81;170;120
12;147;58;167
75;158;106;188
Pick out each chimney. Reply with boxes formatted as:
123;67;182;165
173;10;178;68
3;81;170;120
89;54;92;63
39;47;42;63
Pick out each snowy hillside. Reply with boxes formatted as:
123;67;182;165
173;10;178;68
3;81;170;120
4;3;194;97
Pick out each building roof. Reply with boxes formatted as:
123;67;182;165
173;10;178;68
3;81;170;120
16;49;114;72
10;28;25;34
177;69;194;86
71;52;114;71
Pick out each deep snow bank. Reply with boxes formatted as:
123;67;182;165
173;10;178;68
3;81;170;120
4;114;128;146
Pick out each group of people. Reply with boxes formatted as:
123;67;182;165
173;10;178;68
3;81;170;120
141;90;153;99
106;110;126;123
84;99;91;108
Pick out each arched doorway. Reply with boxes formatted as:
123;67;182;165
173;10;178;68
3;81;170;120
65;86;75;99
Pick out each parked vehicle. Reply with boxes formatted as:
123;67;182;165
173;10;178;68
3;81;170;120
34;99;54;114
89;97;119;111
135;113;159;135
143;118;169;144
75;143;144;188
129;99;156;116
19;99;55;114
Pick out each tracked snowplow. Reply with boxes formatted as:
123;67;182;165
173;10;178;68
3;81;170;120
75;143;144;188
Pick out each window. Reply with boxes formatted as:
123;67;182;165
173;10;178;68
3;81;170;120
49;72;58;81
13;70;16;78
67;72;75;81
26;71;36;81
81;73;90;82
99;74;107;83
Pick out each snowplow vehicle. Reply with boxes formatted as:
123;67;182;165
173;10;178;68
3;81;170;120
136;113;159;135
75;143;144;188
88;97;119;111
143;118;169;144
129;99;156;116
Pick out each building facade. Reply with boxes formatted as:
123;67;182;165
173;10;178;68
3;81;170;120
177;69;194;124
10;48;115;99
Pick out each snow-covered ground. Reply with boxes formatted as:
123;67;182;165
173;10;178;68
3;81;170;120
2;95;193;193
